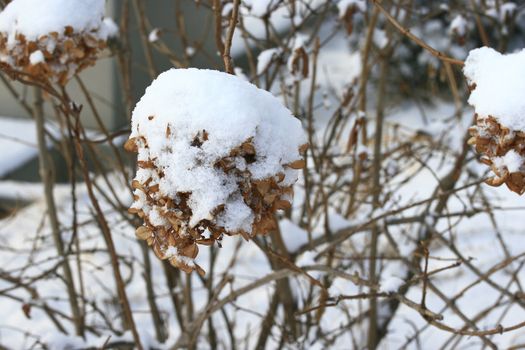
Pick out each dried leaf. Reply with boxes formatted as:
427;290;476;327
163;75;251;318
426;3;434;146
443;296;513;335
241;142;256;155
181;243;199;259
274;199;291;210
124;138;137;152
287;159;306;169
22;303;31;319
136;226;152;240
255;180;271;195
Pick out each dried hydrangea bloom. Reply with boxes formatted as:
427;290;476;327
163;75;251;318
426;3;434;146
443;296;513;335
464;47;525;194
0;0;117;85
126;68;307;274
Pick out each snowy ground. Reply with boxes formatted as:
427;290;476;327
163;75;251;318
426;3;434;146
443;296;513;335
0;98;524;349
1;1;524;348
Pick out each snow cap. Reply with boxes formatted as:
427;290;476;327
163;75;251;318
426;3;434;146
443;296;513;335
464;47;525;131
128;68;307;273
0;0;114;41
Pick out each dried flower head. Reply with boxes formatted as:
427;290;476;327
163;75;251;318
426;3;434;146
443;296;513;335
0;0;117;85
464;47;525;194
126;68;307;274
468;115;525;194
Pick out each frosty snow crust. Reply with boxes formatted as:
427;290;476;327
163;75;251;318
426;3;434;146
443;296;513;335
0;0;117;85
127;68;307;274
465;47;525;194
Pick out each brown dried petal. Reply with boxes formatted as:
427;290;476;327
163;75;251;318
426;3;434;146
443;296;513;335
274;199;291;210
287;159;306;169
124;138;138;152
255;180;271;195
180;243;199;259
136;226;152;240
241;142;256;155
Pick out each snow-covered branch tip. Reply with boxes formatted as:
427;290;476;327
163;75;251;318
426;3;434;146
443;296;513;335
465;47;525;194
125;68;307;275
0;0;117;85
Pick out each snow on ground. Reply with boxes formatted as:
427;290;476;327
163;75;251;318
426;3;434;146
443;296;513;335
1;98;524;349
383;186;525;349
0;180;43;201
0;176;276;348
1;6;525;348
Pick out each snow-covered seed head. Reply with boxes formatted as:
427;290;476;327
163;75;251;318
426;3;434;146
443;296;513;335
126;68;307;274
0;0;117;85
464;47;525;194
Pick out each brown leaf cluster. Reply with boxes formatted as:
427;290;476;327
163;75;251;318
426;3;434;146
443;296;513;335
0;25;107;85
469;115;525;194
125;126;307;275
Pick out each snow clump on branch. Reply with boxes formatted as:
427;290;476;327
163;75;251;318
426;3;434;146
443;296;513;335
0;0;117;85
464;47;525;194
125;68;307;275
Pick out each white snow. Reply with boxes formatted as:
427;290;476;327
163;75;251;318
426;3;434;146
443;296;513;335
42;333;86;350
230;0;325;57
296;250;317;267
247;0;278;17
185;46;195;56
148;28;160;43
130;68;306;232
289;34;306;53
3;5;525;349
0;181;43;200
464;47;525;131
257;48;280;75
328;209;354;232
279;218;308;252
373;29;388;49
221;2;234;17
165;246;196;268
487;2;517;22
493;150;524;173
501;2;517;21
101;17;118;38
0;0;114;42
29;50;44;65
234;67;249;81
337;0;366;18
449;15;467;36
380;276;405;293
